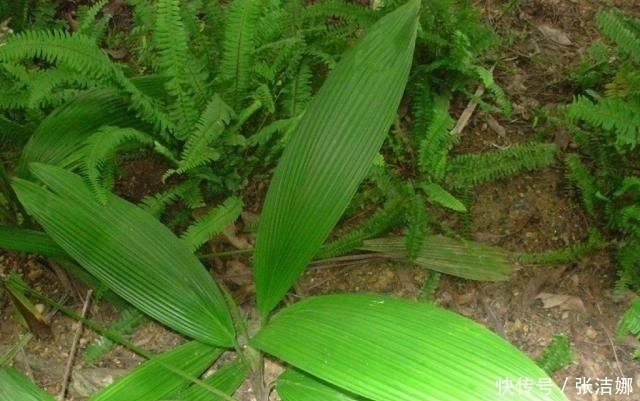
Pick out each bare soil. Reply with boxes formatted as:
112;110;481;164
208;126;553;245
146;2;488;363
1;0;639;400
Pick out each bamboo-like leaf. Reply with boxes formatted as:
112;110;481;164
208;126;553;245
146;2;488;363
253;0;420;316
361;235;513;281
17;88;148;177
0;226;67;258
12;164;235;347
178;360;248;401
252;294;568;401
277;369;366;401
0;367;55;401
90;341;221;401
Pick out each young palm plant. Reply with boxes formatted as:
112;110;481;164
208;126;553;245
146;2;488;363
3;1;567;400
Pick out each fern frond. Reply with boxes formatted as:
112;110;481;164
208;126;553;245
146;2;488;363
139;180;199;217
169;94;234;177
0;30;117;81
416;95;455;178
474;65;512;117
405;191;429;260
155;0;202;134
304;0;375;27
447;143;557;189
597;8;640;63
317;200;404;259
564;153;598;216
77;0;110;39
616;204;640;237
17;87;156;177
279;61;312;118
516;229;605;265
79;126;155;204
605;66;640;99
84;307;147;363
567;95;640;149
252;83;275;113
181;196;243;252
535;334;573;376
617;297;640;338
220;0;263;108
24;67;95;108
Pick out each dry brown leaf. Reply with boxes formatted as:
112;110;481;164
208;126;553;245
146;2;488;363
536;292;585;311
537;24;572;45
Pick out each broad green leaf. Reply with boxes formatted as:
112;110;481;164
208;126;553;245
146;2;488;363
420;181;467;212
277;369;367;401
90;341;221;401
253;0;420;316
360;235;513;281
0;366;55;401
252;294;568;401
12;164;235;347
17;75;168;178
178;360;248;401
0;226;67;258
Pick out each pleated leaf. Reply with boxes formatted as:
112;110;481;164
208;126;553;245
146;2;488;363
277;369;366;401
17;75;168;178
90;341;221;401
253;0;420;316
0;226;67;258
361;235;513;281
178;360;248;401
252;294;569;401
12;164;235;347
0;367;55;401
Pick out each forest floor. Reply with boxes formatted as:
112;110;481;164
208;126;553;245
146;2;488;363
1;0;640;400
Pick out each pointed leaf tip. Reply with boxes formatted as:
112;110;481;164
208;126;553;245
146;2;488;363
253;0;420;316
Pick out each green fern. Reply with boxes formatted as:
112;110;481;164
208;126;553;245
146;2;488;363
535;334;573;375
77;0;110;40
516;229;605;265
617;297;640;339
447;143;557;190
280;61;313;118
168;95;235;177
84;307;147;364
416;94;456;178
317;201;404;259
567;95;640;149
597;8;640;63
220;0;263;108
405;190;429;260
564;153;599;216
0;29;117;81
78;127;155;205
180;196;243;252
155;0;203;135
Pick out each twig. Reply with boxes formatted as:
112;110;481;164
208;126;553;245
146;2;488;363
59;289;93;401
449;65;495;136
308;253;390;269
598;320;625;379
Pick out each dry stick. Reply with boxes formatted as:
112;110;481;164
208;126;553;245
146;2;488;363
449;65;495;137
59;289;93;401
598;320;626;379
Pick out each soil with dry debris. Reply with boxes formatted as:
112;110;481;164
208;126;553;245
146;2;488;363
1;1;640;400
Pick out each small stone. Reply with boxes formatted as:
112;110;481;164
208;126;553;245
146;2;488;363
585;327;598;339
